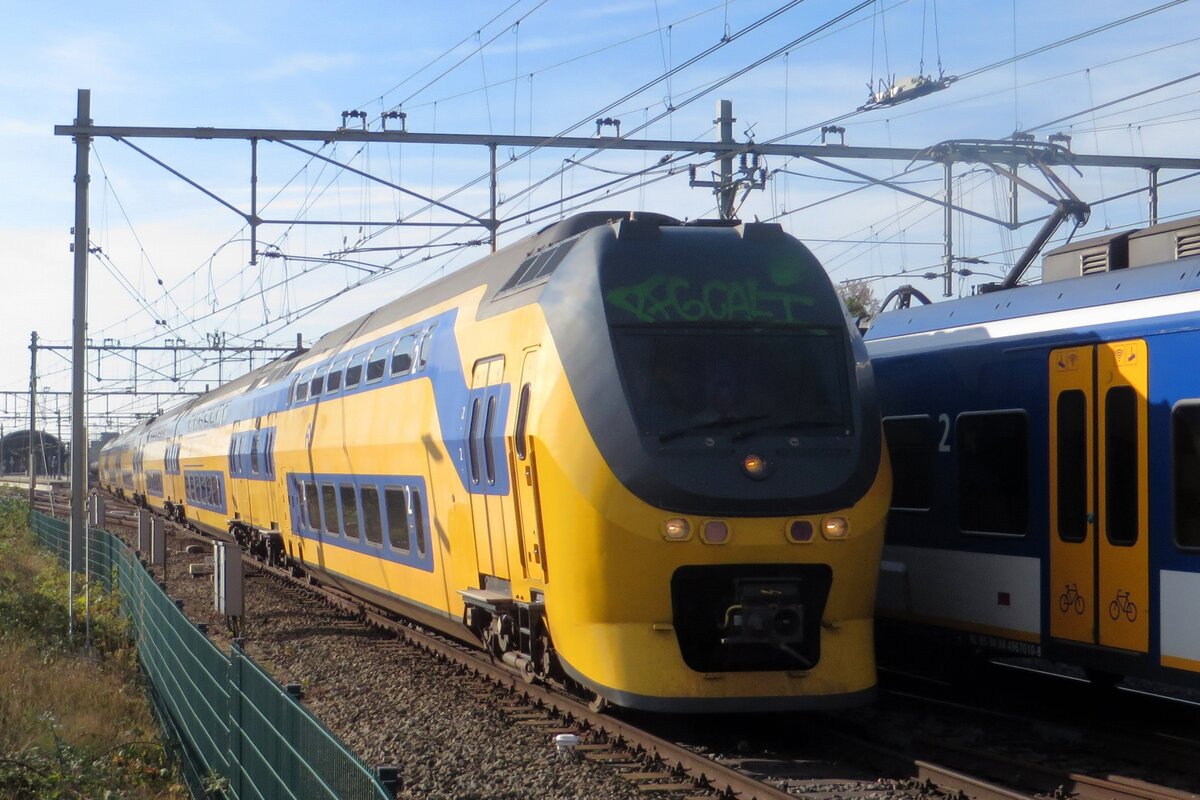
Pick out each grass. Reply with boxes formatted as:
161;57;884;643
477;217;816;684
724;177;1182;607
0;492;187;799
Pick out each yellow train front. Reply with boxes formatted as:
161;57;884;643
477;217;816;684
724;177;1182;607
100;211;890;712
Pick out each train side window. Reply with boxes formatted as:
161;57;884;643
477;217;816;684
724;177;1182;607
412;489;427;557
250;433;261;476
391;334;416;376
882;416;934;511
340;483;361;542
957;411;1028;536
295;371;311;403
467;397;482;484
228;438;237;474
417;326;435;370
366;344;388;384
303;480;320;531
345;352;366;389
310;367;327;398
514;383;531;460
326;358;346;393
384;486;410;551
361;485;384;546
1105;386;1139;546
1057;390;1088;543
321;482;340;535
1174;403;1200;548
483;395;498;484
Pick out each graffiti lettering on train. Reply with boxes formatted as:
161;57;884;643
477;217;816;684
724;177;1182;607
606;275;815;324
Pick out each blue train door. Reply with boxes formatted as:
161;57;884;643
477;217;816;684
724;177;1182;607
1048;340;1150;652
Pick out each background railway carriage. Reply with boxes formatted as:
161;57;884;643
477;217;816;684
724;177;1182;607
100;210;891;712
865;215;1200;689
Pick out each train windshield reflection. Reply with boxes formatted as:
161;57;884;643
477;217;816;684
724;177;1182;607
613;326;851;441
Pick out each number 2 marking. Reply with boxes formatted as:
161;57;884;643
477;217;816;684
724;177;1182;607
938;413;951;452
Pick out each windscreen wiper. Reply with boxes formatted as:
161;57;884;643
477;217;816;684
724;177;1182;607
658;414;769;444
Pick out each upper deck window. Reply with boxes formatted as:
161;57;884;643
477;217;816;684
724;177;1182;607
391;334;416;376
345;352;366;389
326;358;346;393
366;344;388;384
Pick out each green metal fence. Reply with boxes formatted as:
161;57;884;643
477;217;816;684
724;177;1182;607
29;509;394;800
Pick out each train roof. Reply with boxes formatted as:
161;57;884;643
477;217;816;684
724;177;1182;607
865;253;1200;355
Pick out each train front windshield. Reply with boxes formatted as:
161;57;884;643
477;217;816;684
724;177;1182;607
600;230;855;444
613;326;851;441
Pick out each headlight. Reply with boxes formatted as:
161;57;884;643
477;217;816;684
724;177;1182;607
662;518;691;541
701;520;729;544
821;516;849;539
742;453;768;479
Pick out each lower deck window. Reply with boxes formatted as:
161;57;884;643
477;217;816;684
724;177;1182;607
883;416;934;510
1175;403;1200;548
957;411;1028;535
361;485;383;546
321;483;339;534
385;487;410;551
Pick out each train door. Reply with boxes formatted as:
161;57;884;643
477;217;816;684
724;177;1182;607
468;356;511;582
1048;339;1149;652
511;348;547;583
230;421;252;524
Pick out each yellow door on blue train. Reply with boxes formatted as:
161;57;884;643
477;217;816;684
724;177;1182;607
1048;340;1149;653
469;356;512;582
511;348;547;583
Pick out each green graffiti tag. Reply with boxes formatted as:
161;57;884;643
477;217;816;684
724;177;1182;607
606;274;815;324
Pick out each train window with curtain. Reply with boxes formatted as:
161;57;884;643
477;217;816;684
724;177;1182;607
957;411;1028;536
1057;390;1088;543
1105;387;1139;546
483;395;498;484
882;416;934;510
515;383;531;460
1174;403;1200;548
326;358;346;393
412;489;427;557
340;484;361;542
467;398;482;484
321;483;340;535
345;352;366;389
366;344;389;383
361;485;384;546
391;334;416;376
384;486;410;551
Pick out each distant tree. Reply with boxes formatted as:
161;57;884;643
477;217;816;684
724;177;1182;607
836;279;881;318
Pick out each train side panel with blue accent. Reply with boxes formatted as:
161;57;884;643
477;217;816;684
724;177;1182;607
865;215;1200;687
100;211;891;712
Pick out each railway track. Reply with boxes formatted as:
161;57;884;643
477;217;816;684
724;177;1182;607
30;488;1197;800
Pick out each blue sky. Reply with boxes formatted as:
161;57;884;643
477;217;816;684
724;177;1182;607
2;0;1198;432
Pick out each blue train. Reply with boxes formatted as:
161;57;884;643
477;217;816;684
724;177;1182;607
865;215;1200;688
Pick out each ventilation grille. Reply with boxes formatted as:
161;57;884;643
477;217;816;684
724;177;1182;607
1177;231;1200;260
1079;248;1110;275
496;239;578;296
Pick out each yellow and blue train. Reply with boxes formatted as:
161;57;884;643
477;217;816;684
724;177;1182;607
866;215;1200;690
100;211;891;711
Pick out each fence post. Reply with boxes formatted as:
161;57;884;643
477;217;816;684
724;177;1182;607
229;638;245;800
